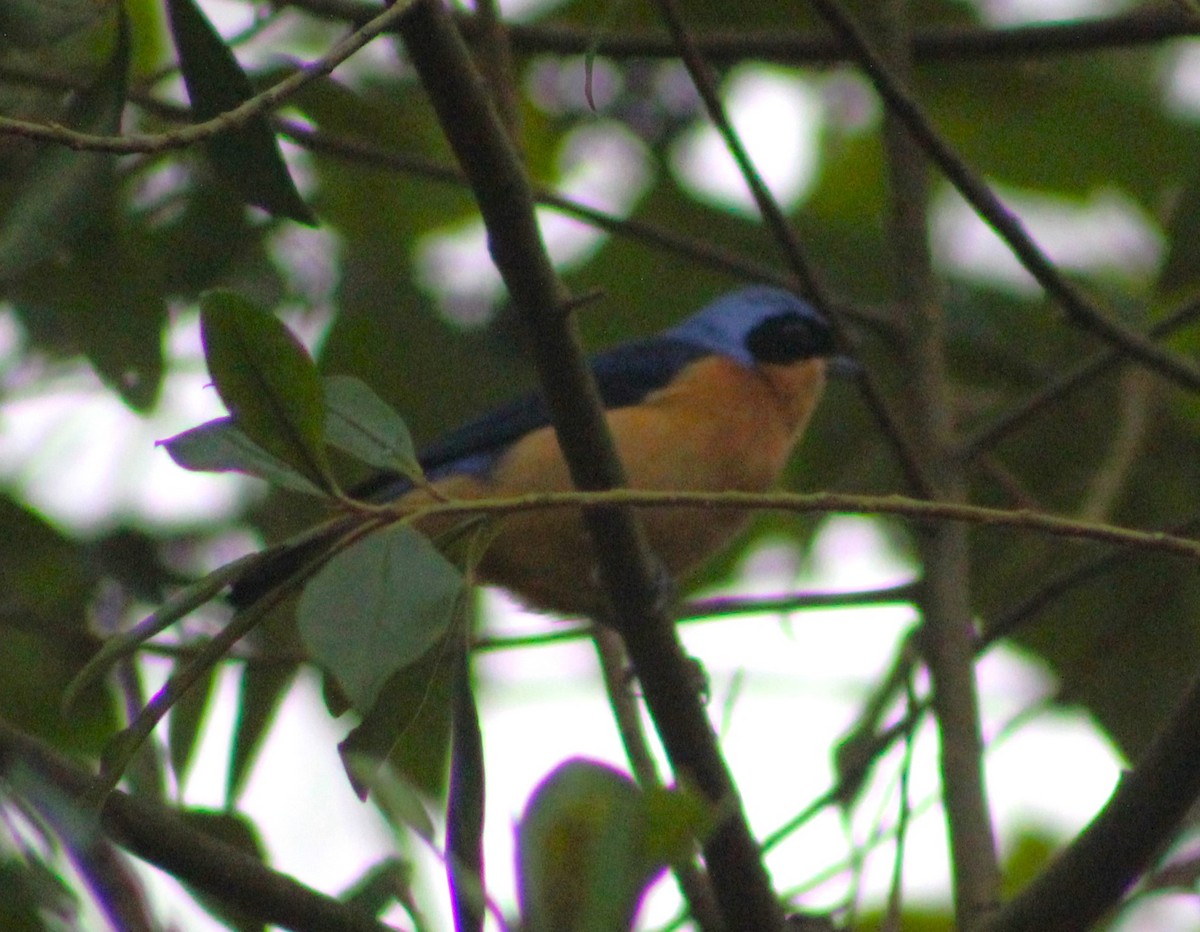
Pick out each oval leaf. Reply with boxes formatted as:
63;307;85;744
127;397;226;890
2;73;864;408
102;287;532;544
516;759;652;932
344;756;437;845
199;290;333;492
164;0;314;224
158;416;327;496
298;523;464;714
324;375;423;479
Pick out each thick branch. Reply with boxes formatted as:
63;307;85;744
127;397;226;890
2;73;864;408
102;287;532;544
397;2;785;928
0;719;397;932
984;663;1200;932
863;0;999;921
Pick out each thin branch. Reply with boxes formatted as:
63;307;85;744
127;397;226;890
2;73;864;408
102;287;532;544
652;0;931;502
493;5;1200;64
961;297;1200;457
0;59;894;335
592;625;725;932
882;676;919;932
982;515;1200;646
394;487;1200;564
1077;367;1155;524
0;719;400;932
276;0;1200;64
0;0;418;154
679;580;920;620
277;118;799;299
805;0;1200;396
650;0;824;305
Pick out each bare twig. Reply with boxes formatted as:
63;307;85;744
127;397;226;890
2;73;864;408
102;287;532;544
961;297;1200;457
392;486;1200;562
0;0;418;154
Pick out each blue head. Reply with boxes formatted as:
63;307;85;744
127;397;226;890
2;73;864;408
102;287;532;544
667;286;836;368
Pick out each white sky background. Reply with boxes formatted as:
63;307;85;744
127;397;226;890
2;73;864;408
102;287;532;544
6;0;1200;928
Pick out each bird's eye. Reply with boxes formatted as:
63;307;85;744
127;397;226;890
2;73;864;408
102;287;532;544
745;312;836;364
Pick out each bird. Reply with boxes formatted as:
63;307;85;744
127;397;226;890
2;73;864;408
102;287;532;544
230;286;840;617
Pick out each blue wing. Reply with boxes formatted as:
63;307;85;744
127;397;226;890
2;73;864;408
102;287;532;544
355;337;711;499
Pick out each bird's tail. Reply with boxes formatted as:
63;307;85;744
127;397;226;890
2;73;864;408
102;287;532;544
227;515;358;609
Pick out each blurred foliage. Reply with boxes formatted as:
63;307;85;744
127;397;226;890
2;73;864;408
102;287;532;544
1;0;1200;927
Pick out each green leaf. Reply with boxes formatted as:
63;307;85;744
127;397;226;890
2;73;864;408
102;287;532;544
298;523;464;714
226;661;298;805
337;633;456;799
345;756;437;844
339;859;414;921
640;784;715;870
163;0;314;224
168;663;219;787
0;857;78;931
158;416;328;496
199;290;333;493
516;759;684;932
0;8;128;283
7;219;168;411
323;375;423;480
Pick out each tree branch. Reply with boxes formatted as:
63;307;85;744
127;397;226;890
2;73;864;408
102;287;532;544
651;0;930;500
276;0;1200;65
0;0;417;154
983;662;1200;932
396;486;1200;564
862;0;999;920
0;718;400;932
805;0;1200;396
961;297;1200;458
396;1;785;927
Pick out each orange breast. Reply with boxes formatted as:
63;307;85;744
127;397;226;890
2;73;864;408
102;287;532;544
415;356;828;616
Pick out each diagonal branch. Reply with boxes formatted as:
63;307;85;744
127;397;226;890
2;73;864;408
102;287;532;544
0;718;398;932
805;0;1200;395
0;0;418;154
961;297;1200;457
396;1;785;927
983;661;1200;932
651;0;931;500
